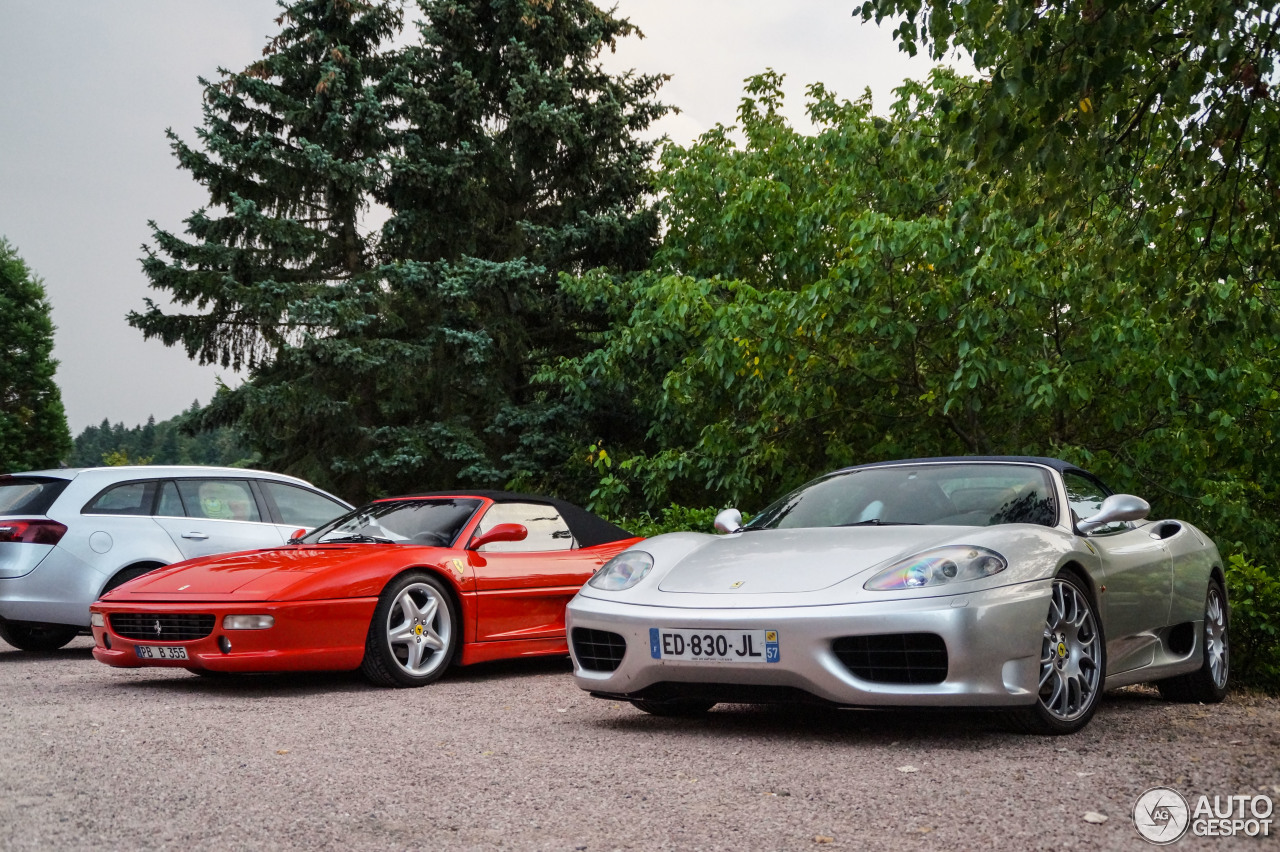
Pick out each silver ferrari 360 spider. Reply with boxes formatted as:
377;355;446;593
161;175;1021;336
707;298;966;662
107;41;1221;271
566;457;1228;734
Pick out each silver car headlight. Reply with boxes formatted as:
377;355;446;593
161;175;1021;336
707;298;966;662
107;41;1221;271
863;546;1007;591
588;551;654;591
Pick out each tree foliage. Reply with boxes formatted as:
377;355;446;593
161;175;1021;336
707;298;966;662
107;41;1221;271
0;238;72;472
548;71;1280;577
70;405;252;470
131;0;667;503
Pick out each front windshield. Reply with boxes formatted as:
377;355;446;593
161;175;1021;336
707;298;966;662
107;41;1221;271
744;464;1058;531
302;498;482;546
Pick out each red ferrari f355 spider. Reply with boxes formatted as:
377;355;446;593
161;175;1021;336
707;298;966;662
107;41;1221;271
90;492;640;687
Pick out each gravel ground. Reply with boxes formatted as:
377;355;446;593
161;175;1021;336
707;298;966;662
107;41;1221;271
1;637;1276;851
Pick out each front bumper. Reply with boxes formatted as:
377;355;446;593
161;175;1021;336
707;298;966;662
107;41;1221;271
566;580;1052;708
90;598;377;673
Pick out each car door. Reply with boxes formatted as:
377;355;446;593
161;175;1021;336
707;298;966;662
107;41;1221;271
151;479;286;560
1064;471;1173;675
469;501;599;643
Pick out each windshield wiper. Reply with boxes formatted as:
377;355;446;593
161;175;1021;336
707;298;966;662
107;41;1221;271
317;533;393;544
838;519;922;527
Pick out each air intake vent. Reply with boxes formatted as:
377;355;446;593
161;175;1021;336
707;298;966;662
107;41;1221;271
109;613;215;642
572;627;626;672
833;633;948;684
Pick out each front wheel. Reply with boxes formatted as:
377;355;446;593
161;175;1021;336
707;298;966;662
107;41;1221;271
1004;573;1105;735
0;620;80;652
361;571;459;688
1157;579;1229;703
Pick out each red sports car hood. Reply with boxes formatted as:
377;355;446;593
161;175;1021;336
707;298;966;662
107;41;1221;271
105;545;392;601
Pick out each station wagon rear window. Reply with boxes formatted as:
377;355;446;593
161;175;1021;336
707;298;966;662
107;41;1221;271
0;476;70;515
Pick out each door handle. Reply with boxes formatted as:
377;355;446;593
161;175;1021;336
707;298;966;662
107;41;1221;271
181;532;209;540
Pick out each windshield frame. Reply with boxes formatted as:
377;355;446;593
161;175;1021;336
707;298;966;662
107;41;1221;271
301;497;484;547
742;462;1062;531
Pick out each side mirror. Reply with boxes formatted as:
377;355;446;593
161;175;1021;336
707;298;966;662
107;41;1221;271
287;528;306;544
470;522;528;550
713;508;743;534
1077;494;1150;534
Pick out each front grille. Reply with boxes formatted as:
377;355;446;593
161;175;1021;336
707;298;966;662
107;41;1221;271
833;633;948;684
571;627;626;671
109;613;215;642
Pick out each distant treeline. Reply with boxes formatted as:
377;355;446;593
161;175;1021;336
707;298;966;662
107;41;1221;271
69;401;252;469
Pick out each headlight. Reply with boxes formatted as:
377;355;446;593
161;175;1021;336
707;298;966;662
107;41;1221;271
588;551;654;591
222;614;275;630
90;612;105;628
863;546;1007;591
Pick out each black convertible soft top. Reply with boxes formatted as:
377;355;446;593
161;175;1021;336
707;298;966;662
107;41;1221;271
393;490;633;548
844;455;1089;476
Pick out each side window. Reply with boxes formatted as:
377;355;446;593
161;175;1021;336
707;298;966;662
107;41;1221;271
83;481;157;516
156;481;186;517
1063;472;1125;534
262;481;347;528
475;502;575;553
176;480;261;522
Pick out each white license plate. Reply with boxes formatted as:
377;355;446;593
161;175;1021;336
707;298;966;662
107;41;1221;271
649;628;780;663
134;645;189;661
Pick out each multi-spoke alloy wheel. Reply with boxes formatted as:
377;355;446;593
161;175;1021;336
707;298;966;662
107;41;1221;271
1005;572;1105;735
361;572;458;687
1205;585;1228;691
1038;576;1102;722
1158;578;1230;704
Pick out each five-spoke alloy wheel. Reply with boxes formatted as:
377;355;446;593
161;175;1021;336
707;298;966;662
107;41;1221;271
361;571;458;687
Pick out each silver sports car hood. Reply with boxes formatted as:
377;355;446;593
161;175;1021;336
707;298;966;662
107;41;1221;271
656;526;969;594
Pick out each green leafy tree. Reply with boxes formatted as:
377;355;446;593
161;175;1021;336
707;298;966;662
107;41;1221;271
550;71;1280;563
0;238;72;471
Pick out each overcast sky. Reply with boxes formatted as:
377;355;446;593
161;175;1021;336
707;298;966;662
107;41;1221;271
0;0;961;434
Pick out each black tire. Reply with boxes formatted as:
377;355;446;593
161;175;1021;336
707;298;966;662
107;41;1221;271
0;620;80;652
1157;579;1229;703
101;562;165;596
1003;572;1106;735
631;699;717;717
361;571;459;688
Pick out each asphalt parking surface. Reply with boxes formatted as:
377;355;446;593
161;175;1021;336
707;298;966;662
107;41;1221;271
1;637;1276;851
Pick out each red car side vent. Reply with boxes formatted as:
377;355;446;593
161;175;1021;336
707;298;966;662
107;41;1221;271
0;519;68;545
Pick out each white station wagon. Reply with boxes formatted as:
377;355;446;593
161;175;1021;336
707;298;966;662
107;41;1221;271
0;466;351;651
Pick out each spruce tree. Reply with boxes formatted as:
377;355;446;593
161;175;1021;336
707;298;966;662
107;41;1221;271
0;238;72;472
131;0;666;501
128;0;402;495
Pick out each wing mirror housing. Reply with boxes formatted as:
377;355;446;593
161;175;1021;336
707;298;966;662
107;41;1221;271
1077;494;1150;534
713;508;743;534
470;522;528;550
287;528;306;544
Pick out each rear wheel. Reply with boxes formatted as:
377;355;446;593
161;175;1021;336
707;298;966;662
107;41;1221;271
361;571;459;688
102;562;165;596
0;620;80;652
1004;573;1105;735
1157;579;1229;703
631;699;717;717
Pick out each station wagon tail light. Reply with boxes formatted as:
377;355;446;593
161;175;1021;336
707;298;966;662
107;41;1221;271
222;615;275;630
588;551;654;591
864;546;1007;591
0;519;68;545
